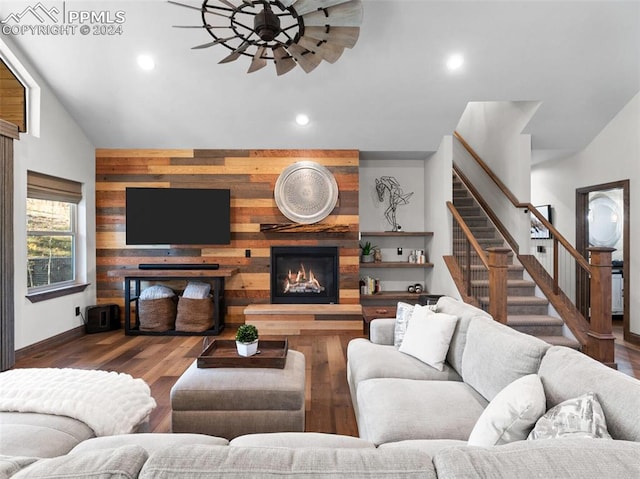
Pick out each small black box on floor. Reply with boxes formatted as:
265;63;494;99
85;304;120;334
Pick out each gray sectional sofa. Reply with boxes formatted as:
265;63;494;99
1;296;640;478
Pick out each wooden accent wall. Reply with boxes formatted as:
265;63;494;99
0;60;26;133
95;149;360;326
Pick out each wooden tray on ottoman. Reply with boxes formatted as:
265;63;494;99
197;339;288;369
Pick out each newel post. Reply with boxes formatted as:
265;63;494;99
487;247;510;324
587;247;616;368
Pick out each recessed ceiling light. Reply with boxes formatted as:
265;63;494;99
446;54;464;71
137;55;155;71
295;114;310;126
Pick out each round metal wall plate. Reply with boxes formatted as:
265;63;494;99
274;161;339;224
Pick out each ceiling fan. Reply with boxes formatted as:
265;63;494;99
170;0;363;75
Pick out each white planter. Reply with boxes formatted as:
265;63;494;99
236;339;258;357
361;254;374;263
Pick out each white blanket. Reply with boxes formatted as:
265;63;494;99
0;368;157;436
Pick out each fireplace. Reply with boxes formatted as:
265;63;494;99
270;246;339;304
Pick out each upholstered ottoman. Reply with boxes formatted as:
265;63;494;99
170;350;305;439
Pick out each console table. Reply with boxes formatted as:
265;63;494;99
108;268;238;336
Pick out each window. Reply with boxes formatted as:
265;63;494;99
26;171;82;292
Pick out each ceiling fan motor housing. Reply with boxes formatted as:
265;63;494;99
254;4;281;42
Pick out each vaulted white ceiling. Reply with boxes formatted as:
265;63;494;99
1;0;639;159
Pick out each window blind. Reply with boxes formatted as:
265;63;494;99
27;170;82;204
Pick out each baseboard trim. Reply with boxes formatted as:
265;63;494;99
624;329;640;346
15;326;85;362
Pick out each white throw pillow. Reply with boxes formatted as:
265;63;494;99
182;281;211;299
139;285;175;300
398;308;458;371
467;374;546;447
528;392;612;440
393;302;415;348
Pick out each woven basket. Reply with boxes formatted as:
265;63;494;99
138;297;177;332
175;296;214;332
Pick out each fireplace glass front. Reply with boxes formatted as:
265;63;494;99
270;246;339;304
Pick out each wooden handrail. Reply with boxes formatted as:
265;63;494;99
447;201;489;269
453;130;591;273
454;131;521;207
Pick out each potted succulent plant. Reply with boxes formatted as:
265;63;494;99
235;324;259;357
360;241;376;263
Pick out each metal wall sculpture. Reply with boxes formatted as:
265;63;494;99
375;176;413;232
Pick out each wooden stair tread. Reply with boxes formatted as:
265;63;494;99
472;279;534;287
466;264;523;271
479;296;548;305
507;314;564;327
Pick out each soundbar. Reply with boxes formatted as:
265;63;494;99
139;263;220;270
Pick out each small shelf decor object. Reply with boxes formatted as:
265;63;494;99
360;241;376;263
375;176;413;232
235;324;259;357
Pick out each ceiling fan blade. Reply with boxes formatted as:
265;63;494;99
304;26;359;49
191;36;237;49
292;0;352;17
279;0;296;7
302;1;363;27
168;1;229;18
241;0;253;5
286;43;322;73
297;36;344;63
273;46;297;76
218;0;238;9
247;46;268;73
219;41;251;63
168;1;203;11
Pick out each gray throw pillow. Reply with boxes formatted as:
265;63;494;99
528;392;612;440
393;302;415;348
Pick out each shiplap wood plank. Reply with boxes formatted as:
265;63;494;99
96;149;194;158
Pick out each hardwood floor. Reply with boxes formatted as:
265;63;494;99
12;322;640;436
13;328;363;436
613;320;640;378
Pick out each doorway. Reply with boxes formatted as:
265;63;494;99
576;180;633;343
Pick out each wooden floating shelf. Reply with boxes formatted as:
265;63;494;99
361;291;425;301
260;223;351;233
359;262;434;268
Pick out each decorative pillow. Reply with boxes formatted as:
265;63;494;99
467;374;546;447
182;281;211;299
393;302;415;348
139;285;175;300
398;310;458;371
528;392;612;440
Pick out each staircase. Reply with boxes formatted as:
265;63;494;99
452;174;581;349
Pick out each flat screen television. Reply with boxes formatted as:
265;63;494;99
126;187;231;245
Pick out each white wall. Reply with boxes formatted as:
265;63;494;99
455;101;538;250
5;40;96;350
531;92;640;335
424;136;459;298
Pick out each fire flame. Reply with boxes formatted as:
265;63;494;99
284;263;323;293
